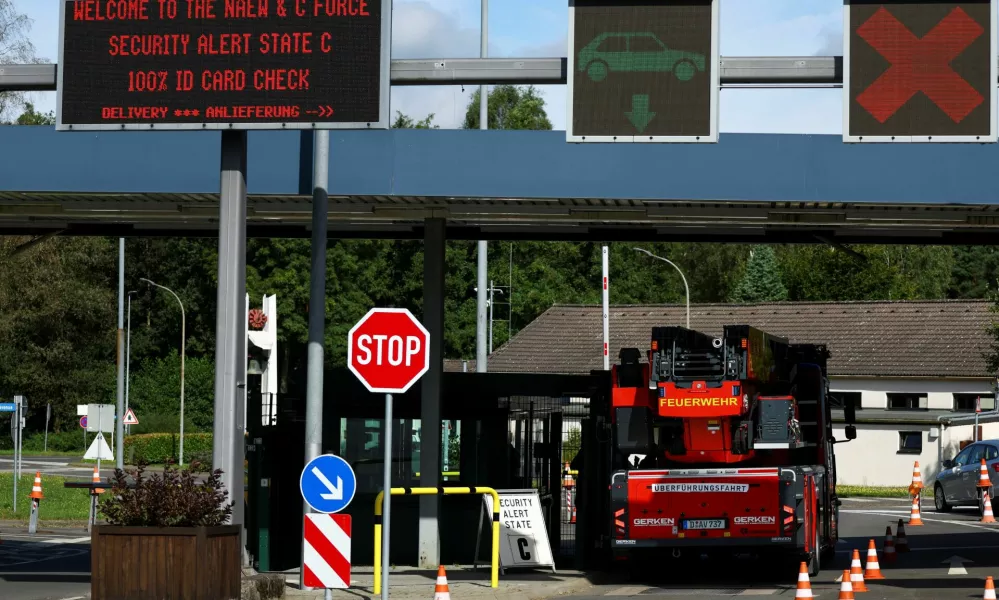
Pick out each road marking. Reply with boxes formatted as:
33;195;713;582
606;586;649;595
0;458;69;467
59;596;85;600
842;509;999;533
944;555;971;575
39;536;91;544
737;590;777;596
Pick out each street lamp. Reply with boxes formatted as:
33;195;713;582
140;278;186;465
633;248;691;329
125;290;137;435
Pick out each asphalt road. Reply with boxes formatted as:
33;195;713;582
0;529;91;600
0;455;113;480
562;496;999;599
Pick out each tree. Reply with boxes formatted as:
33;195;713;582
392;111;439;129
14;102;54;125
129;353;214;432
950;246;999;298
0;2;43;121
462;85;553;130
729;246;788;303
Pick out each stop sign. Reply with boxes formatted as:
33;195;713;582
347;308;430;393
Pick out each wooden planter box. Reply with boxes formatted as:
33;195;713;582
91;525;241;600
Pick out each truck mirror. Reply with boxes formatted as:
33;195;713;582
844;402;856;425
845;425;857;441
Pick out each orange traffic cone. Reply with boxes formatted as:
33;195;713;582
985;576;997;600
92;467;104;495
983;491;996;524
882;527;897;565
908;461;924;496
29;472;43;500
867;537;887;577
849;549;868;592
434;565;451;600
795;561;813;598
979;458;992;488
895;519;909;552
908;495;924;526
838;569;855;599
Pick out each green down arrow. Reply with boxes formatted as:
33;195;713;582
626;94;656;134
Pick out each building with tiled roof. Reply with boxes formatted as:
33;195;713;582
450;300;999;487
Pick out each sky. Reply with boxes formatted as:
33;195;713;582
13;0;847;132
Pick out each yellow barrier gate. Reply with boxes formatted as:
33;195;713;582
373;486;500;594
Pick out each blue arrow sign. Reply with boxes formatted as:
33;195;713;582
0;403;15;412
300;454;357;514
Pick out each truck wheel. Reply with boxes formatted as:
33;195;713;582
806;548;821;577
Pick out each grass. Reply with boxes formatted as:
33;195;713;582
838;485;912;498
0;473;95;521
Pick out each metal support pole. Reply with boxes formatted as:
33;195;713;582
419;218;445;568
116;238;125;469
301;129;330;591
125;293;133;436
213;131;248;541
602;246;609;371
381;393;393;600
488;280;494;354
12;397;18;515
475;0;489;374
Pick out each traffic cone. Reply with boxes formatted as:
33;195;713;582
434;565;451;600
983;491;996;524
795;561;813;599
979;458;992;488
908;495;924;526
895;519;909;552
838;569;855;600
849;548;868;592
882;527;897;565
92;467;104;495
29;472;43;500
867;537;887;577
985;576;997;600
908;461;924;496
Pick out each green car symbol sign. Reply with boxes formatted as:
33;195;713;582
578;32;706;83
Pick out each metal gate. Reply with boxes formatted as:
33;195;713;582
502;394;590;565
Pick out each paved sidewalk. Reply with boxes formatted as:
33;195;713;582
283;565;597;600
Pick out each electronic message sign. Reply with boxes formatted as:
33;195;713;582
844;0;997;143
567;0;719;143
56;0;390;131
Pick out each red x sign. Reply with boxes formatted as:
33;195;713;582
856;6;984;124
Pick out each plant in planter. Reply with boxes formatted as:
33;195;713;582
92;462;241;600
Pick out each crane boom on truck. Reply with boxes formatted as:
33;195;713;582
607;325;857;575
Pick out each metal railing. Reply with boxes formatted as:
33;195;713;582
373;486;500;594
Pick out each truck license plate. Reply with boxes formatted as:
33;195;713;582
683;519;726;530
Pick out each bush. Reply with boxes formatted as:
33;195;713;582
99;463;232;527
124;433;213;466
128;412;201;435
20;431;89;453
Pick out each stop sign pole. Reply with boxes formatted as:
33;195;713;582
347;308;430;600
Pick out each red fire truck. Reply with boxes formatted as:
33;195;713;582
607;325;856;574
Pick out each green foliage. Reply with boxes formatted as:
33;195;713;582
128;412;199;435
836;485;910;498
129;353;214;432
21;431;88;453
462;85;553;131
392;111;439;129
124;433;213;465
950;246;999;298
564;428;582;465
15;102;55;125
100;463;232;527
0;473;92;521
729;246;788;303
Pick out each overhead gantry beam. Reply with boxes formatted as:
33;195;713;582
1;57;847;91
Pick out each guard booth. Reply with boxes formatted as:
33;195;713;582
244;369;613;573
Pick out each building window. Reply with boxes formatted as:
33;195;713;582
887;393;927;410
955;394;996;412
898;431;923;454
829;392;862;410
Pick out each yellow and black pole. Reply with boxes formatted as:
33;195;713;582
374;486;501;595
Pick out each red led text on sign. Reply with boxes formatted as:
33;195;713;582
62;0;381;125
856;6;984;124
